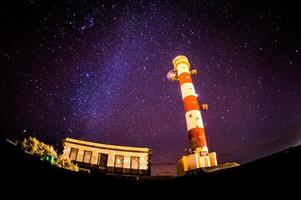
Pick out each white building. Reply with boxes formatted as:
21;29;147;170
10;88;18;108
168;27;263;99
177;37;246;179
62;138;151;175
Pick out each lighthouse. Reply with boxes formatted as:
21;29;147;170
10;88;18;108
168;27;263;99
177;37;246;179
167;55;218;175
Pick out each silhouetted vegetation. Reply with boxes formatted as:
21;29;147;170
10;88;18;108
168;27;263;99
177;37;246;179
18;136;78;171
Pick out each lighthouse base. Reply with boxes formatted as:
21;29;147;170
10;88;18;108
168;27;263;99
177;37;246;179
177;152;217;176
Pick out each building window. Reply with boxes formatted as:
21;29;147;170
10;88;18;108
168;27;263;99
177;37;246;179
97;153;108;171
114;155;124;173
130;156;140;174
69;148;78;161
83;150;92;163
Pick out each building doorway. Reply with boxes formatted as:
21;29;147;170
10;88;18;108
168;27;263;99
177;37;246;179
97;153;108;172
130;156;140;174
114;155;124;173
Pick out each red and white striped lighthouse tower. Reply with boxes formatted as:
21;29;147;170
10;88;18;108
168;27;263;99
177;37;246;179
168;55;218;175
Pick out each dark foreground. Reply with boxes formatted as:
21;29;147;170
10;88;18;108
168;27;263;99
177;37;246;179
1;138;300;193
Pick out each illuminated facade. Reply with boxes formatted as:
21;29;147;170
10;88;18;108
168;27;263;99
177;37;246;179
62;138;151;175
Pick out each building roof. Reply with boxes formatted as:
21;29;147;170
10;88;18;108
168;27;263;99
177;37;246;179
63;138;151;153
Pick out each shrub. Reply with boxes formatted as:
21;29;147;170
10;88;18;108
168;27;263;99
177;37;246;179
19;136;78;172
55;156;79;171
19;136;57;158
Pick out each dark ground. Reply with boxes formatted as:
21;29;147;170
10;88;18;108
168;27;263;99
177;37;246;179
0;137;300;195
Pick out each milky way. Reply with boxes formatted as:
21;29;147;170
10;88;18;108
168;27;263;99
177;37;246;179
1;0;301;166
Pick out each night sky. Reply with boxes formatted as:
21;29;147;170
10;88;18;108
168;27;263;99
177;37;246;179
1;0;300;174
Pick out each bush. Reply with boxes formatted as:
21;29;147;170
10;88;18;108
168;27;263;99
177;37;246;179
19;136;57;158
55;156;79;171
19;136;78;172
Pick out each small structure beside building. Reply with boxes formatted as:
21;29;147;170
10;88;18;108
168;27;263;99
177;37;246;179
61;138;151;175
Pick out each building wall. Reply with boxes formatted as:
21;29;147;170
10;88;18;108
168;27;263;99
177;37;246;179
61;138;151;174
